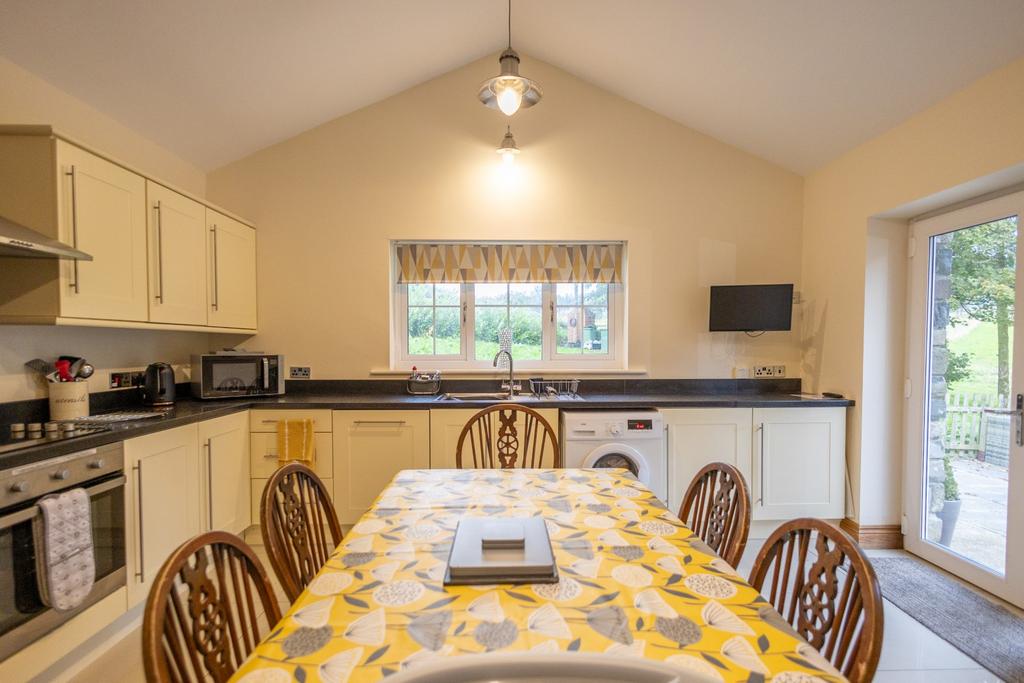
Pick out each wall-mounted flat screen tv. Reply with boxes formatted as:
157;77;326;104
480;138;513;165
709;284;794;332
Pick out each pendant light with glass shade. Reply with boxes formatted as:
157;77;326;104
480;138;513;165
478;0;542;116
497;125;520;164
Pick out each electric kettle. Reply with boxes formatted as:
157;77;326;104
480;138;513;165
142;362;176;406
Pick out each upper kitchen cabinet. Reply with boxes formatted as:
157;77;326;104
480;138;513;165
206;209;257;330
147;182;208;325
0;134;149;323
57;142;149;321
0;126;257;333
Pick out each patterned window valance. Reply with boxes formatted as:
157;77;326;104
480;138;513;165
396;242;624;284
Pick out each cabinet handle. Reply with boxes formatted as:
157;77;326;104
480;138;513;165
133;462;145;582
210;224;219;310
549;300;554;323
354;420;406;425
205;439;214;531
154;201;164;302
757;423;765;505
66;165;80;293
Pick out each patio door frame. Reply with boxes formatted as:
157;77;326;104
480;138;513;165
904;189;1024;607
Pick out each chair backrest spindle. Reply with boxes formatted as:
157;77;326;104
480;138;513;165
142;531;282;683
260;462;344;602
748;518;883;683
677;462;751;567
455;404;561;469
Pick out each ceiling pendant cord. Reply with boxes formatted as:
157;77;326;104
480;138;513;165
477;0;542;114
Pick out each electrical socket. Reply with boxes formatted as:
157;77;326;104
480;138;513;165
110;371;145;389
753;365;786;378
289;366;311;379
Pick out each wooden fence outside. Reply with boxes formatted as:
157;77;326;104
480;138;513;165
944;391;1006;456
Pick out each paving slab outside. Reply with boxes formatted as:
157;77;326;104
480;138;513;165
942;458;1008;574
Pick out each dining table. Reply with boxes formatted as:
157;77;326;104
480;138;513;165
231;468;847;683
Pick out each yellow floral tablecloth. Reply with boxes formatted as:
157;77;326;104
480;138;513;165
232;469;845;683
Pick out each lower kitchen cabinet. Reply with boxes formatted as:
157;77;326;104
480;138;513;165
250;431;333;479
664;408;752;515
429;408;560;469
664;406;846;522
332;411;429;524
124;423;201;608
198;412;250;535
753;407;846;520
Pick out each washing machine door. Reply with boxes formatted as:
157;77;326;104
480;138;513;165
582;443;650;486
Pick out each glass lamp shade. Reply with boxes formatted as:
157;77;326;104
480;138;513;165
478;48;542;116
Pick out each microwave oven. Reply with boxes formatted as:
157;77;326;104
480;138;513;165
191;353;285;399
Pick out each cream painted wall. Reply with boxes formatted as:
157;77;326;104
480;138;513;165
207;55;804;380
802;56;1024;525
0;56;212;402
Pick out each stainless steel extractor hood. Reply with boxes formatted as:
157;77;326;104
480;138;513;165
0;213;92;260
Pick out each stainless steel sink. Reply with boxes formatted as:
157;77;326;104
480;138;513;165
435;392;539;402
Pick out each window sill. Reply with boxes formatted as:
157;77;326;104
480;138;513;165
371;367;649;377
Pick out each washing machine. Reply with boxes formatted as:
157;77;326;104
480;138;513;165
561;410;667;502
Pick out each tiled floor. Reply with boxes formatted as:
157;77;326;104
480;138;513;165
70;536;1005;682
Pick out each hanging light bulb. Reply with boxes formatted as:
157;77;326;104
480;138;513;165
495;78;525;116
497;126;520;164
478;1;542;116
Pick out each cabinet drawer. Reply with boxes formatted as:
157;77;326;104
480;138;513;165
249;432;333;478
250;410;332;432
251;477;334;524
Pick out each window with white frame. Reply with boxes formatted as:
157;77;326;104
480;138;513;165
392;242;625;369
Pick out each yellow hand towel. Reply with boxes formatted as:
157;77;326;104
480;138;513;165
277;419;315;467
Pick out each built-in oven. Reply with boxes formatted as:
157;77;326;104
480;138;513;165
0;442;126;662
191;352;285;399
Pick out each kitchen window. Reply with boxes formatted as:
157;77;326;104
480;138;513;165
392;242;625;370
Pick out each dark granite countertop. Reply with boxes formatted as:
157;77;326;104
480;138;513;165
0;379;852;469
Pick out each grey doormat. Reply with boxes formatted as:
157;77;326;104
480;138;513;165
872;556;1024;683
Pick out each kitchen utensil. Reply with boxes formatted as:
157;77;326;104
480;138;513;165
141;362;176;406
77;363;95;379
54;360;74;382
25;358;51;375
69;358;85;378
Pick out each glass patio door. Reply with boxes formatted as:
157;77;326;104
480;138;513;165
906;190;1024;606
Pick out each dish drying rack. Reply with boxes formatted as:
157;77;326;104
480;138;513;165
528;378;581;398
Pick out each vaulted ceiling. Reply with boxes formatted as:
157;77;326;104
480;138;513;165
2;0;1023;173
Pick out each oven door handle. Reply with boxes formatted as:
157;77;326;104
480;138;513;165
0;474;126;528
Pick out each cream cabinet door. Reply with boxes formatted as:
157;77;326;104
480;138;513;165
332;411;430;524
207;209;257;330
147;182;208;325
56;141;148;321
428;408;560;469
124;424;201;608
752;407;846;520
664;408;753;515
199;412;250;535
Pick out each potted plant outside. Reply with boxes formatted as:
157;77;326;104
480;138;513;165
937;455;962;546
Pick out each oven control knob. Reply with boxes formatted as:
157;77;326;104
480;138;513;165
87;459;105;469
9;481;28;493
51;469;70;481
609;424;622;436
